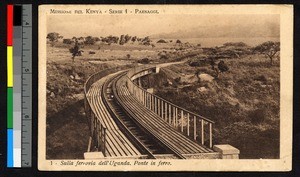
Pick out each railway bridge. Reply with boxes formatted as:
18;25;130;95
83;64;240;159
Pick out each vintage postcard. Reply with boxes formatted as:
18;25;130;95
38;5;293;171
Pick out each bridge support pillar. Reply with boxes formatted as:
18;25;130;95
84;152;104;159
156;67;160;73
213;144;240;159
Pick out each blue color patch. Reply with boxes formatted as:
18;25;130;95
7;129;13;167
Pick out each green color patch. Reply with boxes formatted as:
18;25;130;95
7;87;13;128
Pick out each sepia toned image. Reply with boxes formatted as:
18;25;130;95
38;5;293;171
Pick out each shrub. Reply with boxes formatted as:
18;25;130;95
160;55;168;60
84;36;96;45
248;108;266;124
223;42;248;47
141;36;151;46
138;58;150;64
176;39;182;44
174;77;181;83
189;61;200;67
157;39;167;43
188;58;208;67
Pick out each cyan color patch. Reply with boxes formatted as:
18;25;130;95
7;129;14;167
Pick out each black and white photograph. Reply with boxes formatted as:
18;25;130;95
38;5;293;171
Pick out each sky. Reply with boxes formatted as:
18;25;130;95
47;14;280;39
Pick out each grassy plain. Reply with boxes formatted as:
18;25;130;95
153;54;280;159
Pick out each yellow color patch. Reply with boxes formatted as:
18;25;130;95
7;46;13;87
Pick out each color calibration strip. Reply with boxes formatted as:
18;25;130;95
7;4;32;168
7;4;14;168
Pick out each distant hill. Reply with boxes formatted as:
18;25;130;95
151;22;279;39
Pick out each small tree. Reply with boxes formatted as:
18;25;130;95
70;40;80;62
119;35;125;45
141;36;151;46
253;41;280;64
124;34;131;43
84;36;95;45
131;36;137;42
47;32;63;46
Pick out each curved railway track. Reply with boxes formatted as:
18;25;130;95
102;72;182;159
85;65;216;159
86;72;141;158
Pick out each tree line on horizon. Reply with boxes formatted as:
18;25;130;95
46;32;152;46
46;32;280;65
